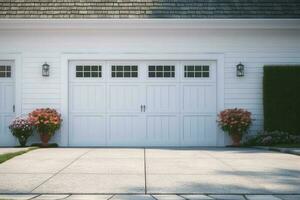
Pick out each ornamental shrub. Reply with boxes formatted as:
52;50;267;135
28;108;62;136
9;117;34;147
244;131;300;146
263;66;300;134
217;108;252;136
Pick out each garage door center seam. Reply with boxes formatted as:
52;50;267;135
30;149;92;193
144;148;147;194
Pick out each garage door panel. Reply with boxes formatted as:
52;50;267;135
70;85;106;113
182;85;216;113
1;84;14;113
0;61;15;146
182;115;217;146
108;85;142;113
70;115;106;146
146;115;180;146
0;115;16;146
108;115;145;145
146;85;179;113
69;60;218;147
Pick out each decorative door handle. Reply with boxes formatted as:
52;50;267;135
143;105;146;112
140;105;143;112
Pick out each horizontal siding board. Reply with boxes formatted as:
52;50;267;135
22;94;60;99
23;88;60;94
22;83;60;88
225;88;262;94
22;99;61;104
225;93;262;99
226;52;300;58
225;57;300;63
22;79;60;84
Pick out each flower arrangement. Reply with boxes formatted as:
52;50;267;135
9;117;34;147
218;108;252;145
28;108;62;146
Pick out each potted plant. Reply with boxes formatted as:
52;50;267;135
217;108;252;146
28;108;62;146
9;117;34;147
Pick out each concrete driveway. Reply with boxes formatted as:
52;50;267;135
0;148;299;194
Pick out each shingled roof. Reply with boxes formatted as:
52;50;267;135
0;0;300;19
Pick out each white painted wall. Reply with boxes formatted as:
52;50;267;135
0;26;300;146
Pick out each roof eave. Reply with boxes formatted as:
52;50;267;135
0;19;300;30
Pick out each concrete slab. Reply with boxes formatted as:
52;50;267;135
15;148;89;160
180;194;214;199
0;194;37;200
61;158;144;175
220;159;300;174
145;149;212;159
34;195;70;200
66;195;112;200
33;174;144;193
205;148;297;160
0;173;53;193
0;148;30;155
245;175;300;193
245;195;282;200
147;174;267;194
153;195;184;200
0;148;300;194
0;158;73;174
111;195;154;200
83;149;144;159
146;158;232;175
255;146;300;156
209;195;246;200
276;195;300;200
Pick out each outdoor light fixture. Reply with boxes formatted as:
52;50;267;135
236;62;245;77
42;62;50;77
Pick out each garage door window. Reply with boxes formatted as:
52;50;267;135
111;65;138;78
76;65;102;78
148;65;175;78
0;65;11;78
184;65;209;78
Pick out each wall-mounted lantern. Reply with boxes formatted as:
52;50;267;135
236;62;245;77
42;62;50;77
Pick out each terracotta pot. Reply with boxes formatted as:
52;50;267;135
40;133;51;147
231;134;242;146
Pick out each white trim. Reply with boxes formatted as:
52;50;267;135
60;53;225;146
0;53;22;116
1;19;300;30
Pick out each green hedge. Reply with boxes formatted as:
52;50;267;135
263;66;300;134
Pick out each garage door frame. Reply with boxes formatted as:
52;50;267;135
61;53;225;146
0;53;22;146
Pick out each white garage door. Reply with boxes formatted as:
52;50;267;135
0;61;16;146
69;60;217;146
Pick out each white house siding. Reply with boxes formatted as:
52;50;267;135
0;27;300;146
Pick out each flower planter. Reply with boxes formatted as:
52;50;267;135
9;117;34;147
231;134;242;146
39;133;51;147
217;108;252;147
18;137;27;147
29;108;62;147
